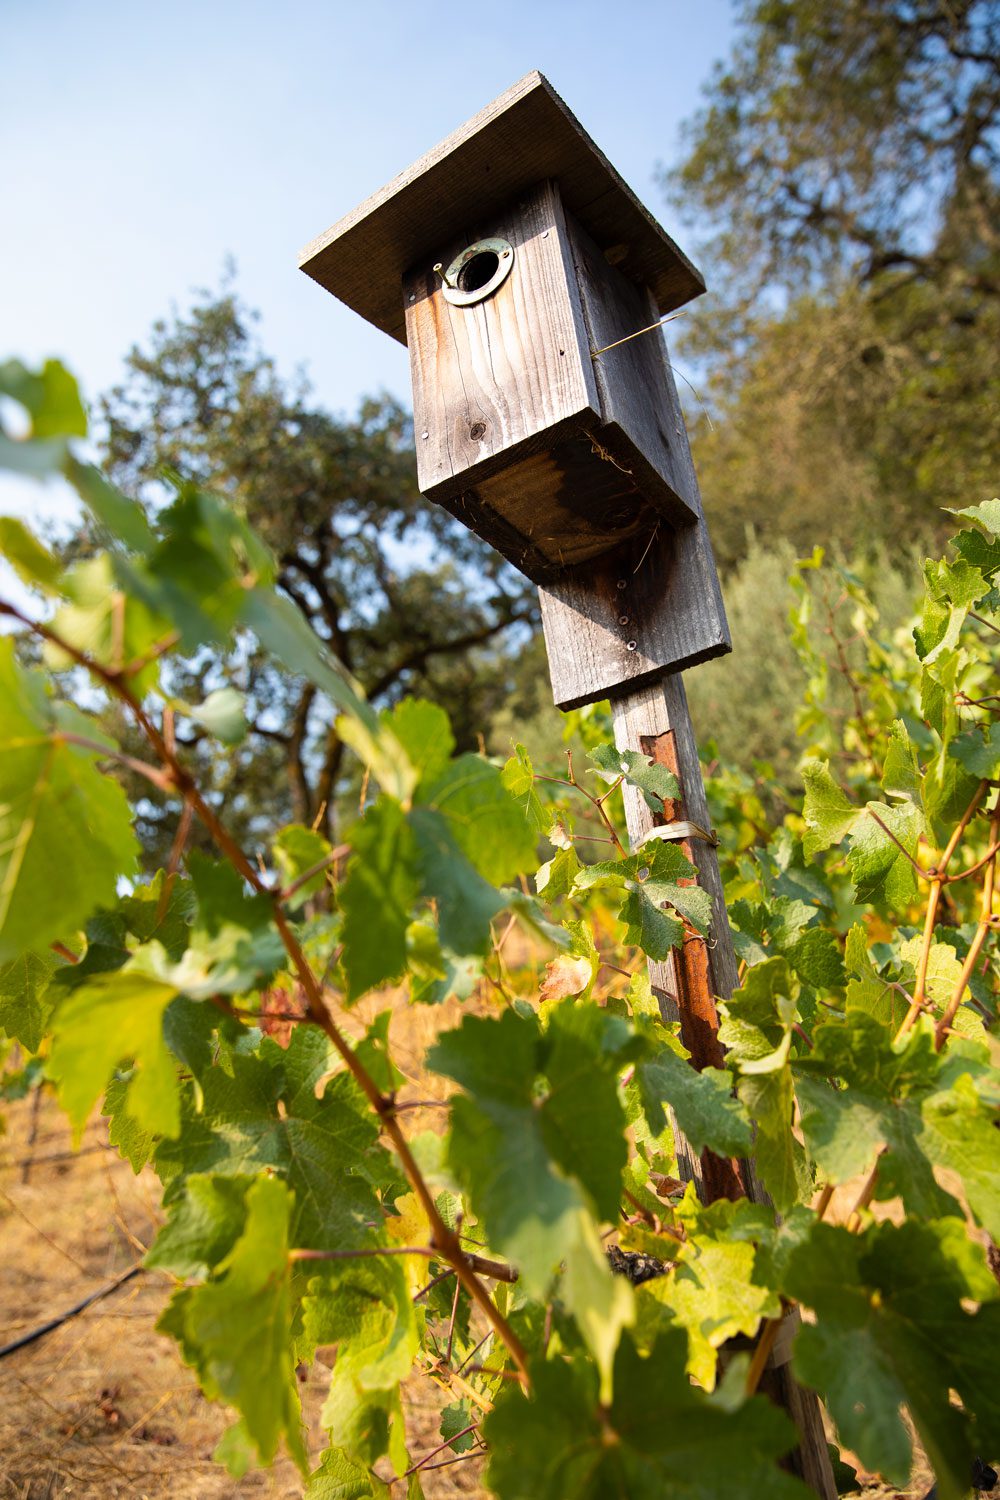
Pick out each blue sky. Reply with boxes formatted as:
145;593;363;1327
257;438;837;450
2;0;734;526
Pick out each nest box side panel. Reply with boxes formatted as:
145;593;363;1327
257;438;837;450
538;321;730;710
565;212;700;528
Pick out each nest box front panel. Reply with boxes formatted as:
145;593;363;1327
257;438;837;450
403;180;699;584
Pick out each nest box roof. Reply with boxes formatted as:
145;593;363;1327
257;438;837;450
299;71;705;345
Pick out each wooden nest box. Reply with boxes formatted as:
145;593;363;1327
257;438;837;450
300;71;729;707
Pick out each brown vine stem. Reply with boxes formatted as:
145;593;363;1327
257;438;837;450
841;785;992;1228
744;1312;783;1397
289;1244;518;1283
944;835;1000;884
0;596;531;1384
895;780;988;1041
533;770;627;856
55;732;174;793
846;1152;885;1233
934;805;1000;1049
277;844;350;902
403;1423;481;1478
157;797;194;925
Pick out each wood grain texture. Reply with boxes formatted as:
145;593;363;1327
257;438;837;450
404;182;701;581
611;680;837;1499
566;210;699;527
405;181;599;498
299;71;704;345
538;310;729;705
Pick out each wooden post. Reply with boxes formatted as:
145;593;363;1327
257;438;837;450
299;70;838;1497
612;678;836;1498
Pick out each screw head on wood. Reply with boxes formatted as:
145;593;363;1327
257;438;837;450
616;579;627;591
618;614;629;626
626;639;637;651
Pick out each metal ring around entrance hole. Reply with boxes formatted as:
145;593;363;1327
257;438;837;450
437;237;515;307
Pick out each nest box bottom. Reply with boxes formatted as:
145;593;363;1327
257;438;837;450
435;424;670;583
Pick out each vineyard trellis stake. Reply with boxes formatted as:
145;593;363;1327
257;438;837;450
299;71;836;1497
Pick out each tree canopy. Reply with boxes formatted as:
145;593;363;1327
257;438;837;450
92;290;535;856
668;0;999;565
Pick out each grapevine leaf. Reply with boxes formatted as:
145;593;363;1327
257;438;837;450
641;1238;780;1387
418;755;537;886
501;743;549;834
483;1331;807;1500
147;1173;253;1277
381;698;454;789
142;855;284;999
48;950;181;1140
920;1073;1000;1239
0;949;56;1050
574;842;706;959
428;1007;633;1394
719;961;807;1207
588;743;680;810
0;640;138;961
0;517;63;592
539;953;594;1001
785;1219;1000;1500
793;1014;966;1221
801;760;859;857
741;1069;811;1212
272;823;334;908
104;1073;157;1172
305;1447;391;1498
66;455;155;552
534;845;581;900
303;1255;419;1463
340;799;420;1000
119;871;197;959
898;935;965;1006
718;957;799;1067
784;926;846;990
619;886;684;959
881;720;920;803
180;687;246;745
847;803;922;908
355;1010;405;1097
636;1031;752;1158
0;357;87;437
946;498;1000;536
154;1026;392;1250
241;588;415;805
163;1175;306;1470
915;556;986;663
408;806;502;954
440;1400;477;1453
949;722;1000;780
43;553;171;693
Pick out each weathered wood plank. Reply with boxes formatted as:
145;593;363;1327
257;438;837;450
566;209;699;527
405;181;599;500
300;71;704;345
537;311;730;705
